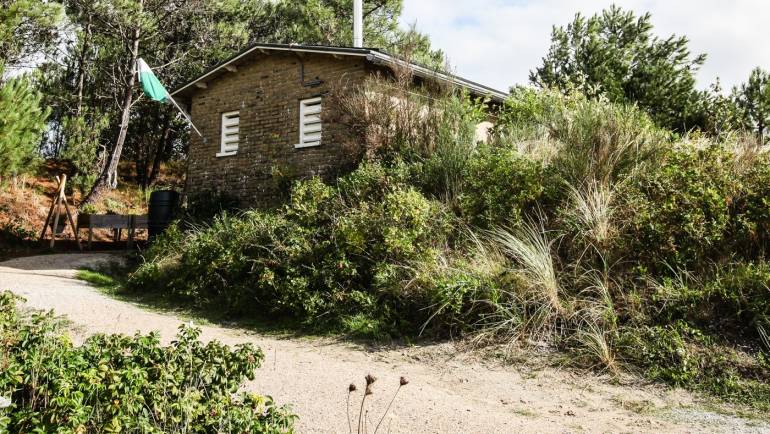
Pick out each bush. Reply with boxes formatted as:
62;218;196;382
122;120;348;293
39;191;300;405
496;88;667;184
620;322;770;409
622;322;704;386
731;153;770;256
60;111;109;193
0;291;295;433
547;94;667;184
131;171;453;337
459;145;554;228
654;262;770;341
127;86;770;410
619;144;737;271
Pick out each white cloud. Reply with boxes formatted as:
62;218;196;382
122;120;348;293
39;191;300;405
400;0;770;93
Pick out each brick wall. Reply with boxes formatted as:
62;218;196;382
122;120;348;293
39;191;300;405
185;52;369;207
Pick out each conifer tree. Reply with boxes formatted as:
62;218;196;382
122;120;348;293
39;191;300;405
734;67;770;145
531;5;706;133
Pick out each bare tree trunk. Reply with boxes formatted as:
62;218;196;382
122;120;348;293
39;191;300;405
81;0;143;206
74;15;92;117
147;119;173;189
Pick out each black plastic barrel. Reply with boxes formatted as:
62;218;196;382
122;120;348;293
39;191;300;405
148;190;179;240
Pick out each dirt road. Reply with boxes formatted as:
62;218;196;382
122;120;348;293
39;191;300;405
1;254;766;433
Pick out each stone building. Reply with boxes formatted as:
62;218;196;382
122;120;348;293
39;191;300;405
170;43;507;207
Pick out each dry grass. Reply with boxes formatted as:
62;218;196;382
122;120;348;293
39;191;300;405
568;181;615;243
469;218;568;348
490;218;563;314
574;319;619;374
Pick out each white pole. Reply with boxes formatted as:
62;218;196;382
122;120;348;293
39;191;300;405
167;95;203;137
353;0;363;48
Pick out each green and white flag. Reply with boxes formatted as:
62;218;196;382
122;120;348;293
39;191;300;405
136;58;201;136
137;58;169;102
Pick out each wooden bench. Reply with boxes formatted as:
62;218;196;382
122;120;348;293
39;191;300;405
77;214;148;249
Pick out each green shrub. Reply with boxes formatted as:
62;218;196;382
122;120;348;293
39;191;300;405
61;110;109;193
496;89;667;184
418;93;487;202
0;291;295;433
622;322;705;386
458;145;554;229
125;87;770;410
416;265;504;335
654;262;770;341
620;321;770;409
131;173;452;337
620;144;737;271
731;154;770;256
547;94;667;184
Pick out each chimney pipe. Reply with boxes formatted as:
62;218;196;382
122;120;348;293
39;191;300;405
353;0;363;48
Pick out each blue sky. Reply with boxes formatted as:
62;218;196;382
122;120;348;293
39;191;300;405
400;0;770;93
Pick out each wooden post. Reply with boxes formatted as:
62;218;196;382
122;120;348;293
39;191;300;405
40;175;82;251
48;176;64;248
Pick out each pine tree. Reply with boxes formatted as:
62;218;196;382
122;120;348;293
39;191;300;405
0;68;48;182
734;67;770;145
530;5;706;133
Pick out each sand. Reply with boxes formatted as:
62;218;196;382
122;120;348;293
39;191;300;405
2;253;767;433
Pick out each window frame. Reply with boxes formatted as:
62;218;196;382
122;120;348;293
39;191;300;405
295;97;323;149
217;110;240;157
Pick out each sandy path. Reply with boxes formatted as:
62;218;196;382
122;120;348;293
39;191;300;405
1;253;767;434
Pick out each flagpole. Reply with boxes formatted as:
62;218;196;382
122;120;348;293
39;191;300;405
136;58;203;137
167;95;203;137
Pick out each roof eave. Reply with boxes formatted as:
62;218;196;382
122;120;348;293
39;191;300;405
170;44;509;103
170;44;373;99
365;52;508;103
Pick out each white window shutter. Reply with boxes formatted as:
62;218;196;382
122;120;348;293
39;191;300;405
297;97;322;148
218;111;240;156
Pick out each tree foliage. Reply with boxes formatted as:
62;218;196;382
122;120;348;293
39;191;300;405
530;5;706;133
734;67;770;145
0;67;47;181
263;0;443;66
0;0;63;70
33;0;440;200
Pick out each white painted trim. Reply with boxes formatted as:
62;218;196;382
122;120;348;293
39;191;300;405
295;97;323;148
219;110;240;155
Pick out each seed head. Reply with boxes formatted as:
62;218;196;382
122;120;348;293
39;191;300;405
400;376;409;386
365;374;377;385
365;385;374;395
348;383;357;392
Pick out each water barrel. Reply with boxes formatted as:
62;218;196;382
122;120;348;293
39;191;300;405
148;190;179;240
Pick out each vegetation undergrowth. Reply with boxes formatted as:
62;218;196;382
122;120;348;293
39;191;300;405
128;81;770;410
77;264;316;338
0;291;296;433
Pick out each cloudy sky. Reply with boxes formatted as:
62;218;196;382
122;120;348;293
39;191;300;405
400;0;769;93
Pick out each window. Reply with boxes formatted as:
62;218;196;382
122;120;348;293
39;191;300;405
218;111;240;157
296;97;322;148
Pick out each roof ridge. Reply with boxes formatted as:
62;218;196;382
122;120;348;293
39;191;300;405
170;43;508;102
